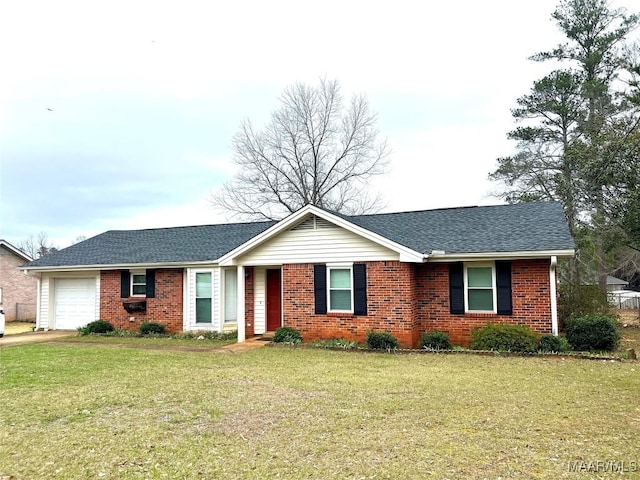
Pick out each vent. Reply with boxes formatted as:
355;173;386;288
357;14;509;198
291;215;333;231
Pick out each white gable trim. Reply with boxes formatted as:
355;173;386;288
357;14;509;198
0;240;33;262
218;205;424;265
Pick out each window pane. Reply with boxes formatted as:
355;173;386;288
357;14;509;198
224;269;237;322
196;298;212;323
468;267;492;288
330;290;351;310
132;274;146;284
132;284;146;295
468;289;493;311
196;272;212;298
330;269;351;289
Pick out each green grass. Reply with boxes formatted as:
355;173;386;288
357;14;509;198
1;345;639;479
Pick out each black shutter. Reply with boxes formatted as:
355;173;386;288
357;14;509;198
120;270;130;298
145;269;156;298
449;263;464;314
314;264;327;314
496;261;512;315
353;264;367;316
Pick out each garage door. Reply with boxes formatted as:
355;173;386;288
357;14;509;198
54;278;96;329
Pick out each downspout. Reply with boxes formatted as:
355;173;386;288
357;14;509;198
549;256;558;336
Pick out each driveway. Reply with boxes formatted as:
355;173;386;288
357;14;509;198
0;330;77;347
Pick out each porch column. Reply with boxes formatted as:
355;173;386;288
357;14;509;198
550;256;558;336
237;265;246;343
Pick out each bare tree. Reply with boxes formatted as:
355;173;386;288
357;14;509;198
18;231;57;259
211;79;390;220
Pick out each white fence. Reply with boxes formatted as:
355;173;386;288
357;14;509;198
608;291;640;310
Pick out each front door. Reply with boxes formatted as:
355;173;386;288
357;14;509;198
266;269;282;332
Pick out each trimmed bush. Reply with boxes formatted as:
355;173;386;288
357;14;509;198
366;331;399;350
538;334;570;353
272;327;303;344
139;322;167;335
565;315;620;352
78;320;114;335
420;331;452;350
470;323;540;353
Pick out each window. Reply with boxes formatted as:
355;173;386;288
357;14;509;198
224;269;237;323
328;266;353;312
195;272;212;323
465;264;496;312
131;273;146;296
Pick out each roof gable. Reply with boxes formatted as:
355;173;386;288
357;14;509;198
0;239;33;262
218;205;424;265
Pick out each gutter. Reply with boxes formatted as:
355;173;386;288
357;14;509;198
21;259;222;273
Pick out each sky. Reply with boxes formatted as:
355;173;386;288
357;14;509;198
1;0;638;249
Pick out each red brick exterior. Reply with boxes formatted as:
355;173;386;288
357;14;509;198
100;269;184;333
97;259;554;346
280;259;554;348
416;259;552;346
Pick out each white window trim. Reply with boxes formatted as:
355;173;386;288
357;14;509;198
327;263;354;313
464;262;497;313
222;268;238;323
131;271;146;297
195;271;213;324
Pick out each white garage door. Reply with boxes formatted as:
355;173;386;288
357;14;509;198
54;278;97;329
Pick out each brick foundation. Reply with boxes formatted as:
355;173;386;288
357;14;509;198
100;269;184;333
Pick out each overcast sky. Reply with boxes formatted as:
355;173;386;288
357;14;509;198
1;0;637;249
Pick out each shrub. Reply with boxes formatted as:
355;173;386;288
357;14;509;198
565;315;620;352
538;334;570;353
78;320;114;335
470;323;540;353
272;327;303;344
558;283;611;330
366;331;399;350
420;331;452;350
139;322;167;335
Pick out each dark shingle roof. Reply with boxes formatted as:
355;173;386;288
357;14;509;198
25;221;276;268
348;201;575;254
24;201;574;269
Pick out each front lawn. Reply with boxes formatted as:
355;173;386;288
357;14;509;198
1;345;638;479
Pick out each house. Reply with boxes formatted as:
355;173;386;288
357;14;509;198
0;239;37;321
22;202;575;347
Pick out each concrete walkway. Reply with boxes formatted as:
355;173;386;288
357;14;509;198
0;330;77;347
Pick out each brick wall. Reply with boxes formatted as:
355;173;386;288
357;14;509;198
100;269;184;332
416;259;553;346
281;259;554;348
281;262;417;348
0;247;37;321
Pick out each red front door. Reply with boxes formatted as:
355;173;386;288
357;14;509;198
266;269;282;332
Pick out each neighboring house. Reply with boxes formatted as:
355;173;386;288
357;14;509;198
605;276;629;292
0;239;37;321
22;202;575;347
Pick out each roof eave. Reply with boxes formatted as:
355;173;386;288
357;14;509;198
425;249;576;262
21;259;221;273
